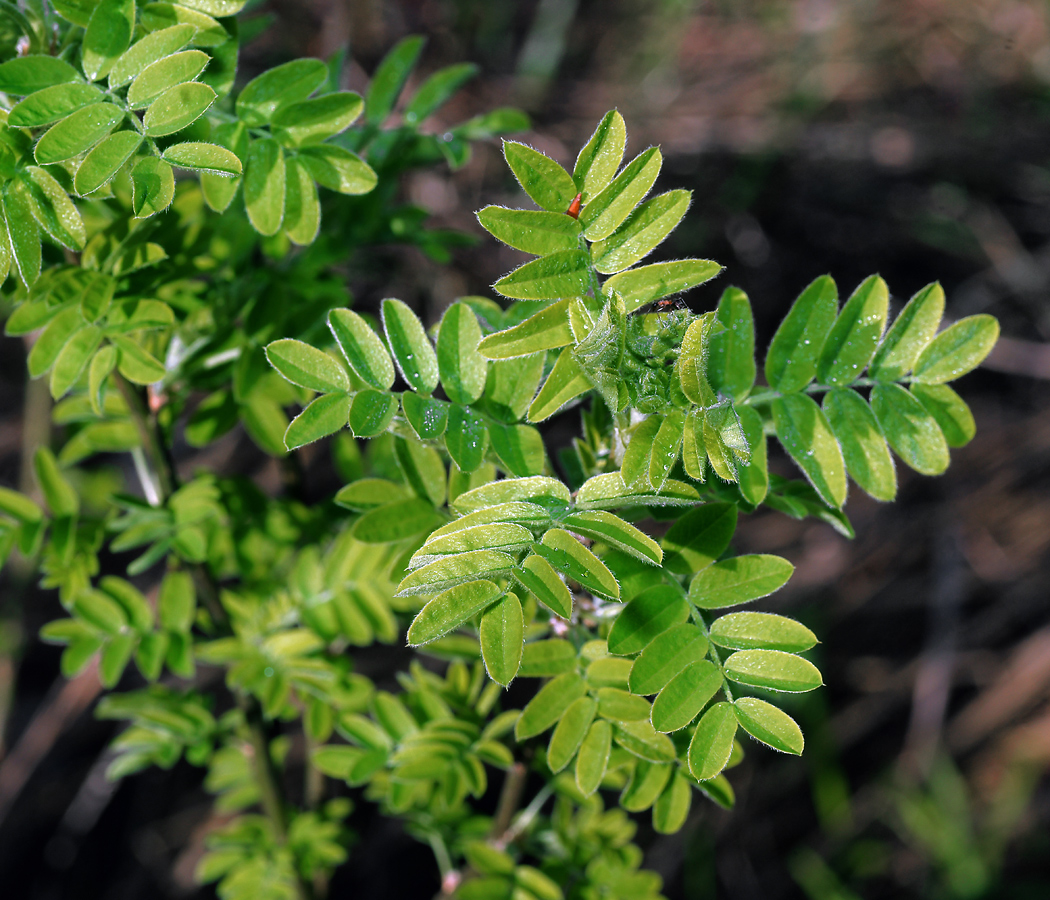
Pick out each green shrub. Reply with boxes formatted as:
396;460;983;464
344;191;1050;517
0;5;998;899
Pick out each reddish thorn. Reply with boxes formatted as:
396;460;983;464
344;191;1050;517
566;192;582;219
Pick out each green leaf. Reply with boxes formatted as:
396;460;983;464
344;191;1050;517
394;436;446;506
348;389;398;438
607;585;689;655
912;315;999;384
3;184;41;286
237;58;327;126
446;404;489;473
34;103;123;164
284;393;350;449
88;344;117;414
579;147;661;241
910;383;975;448
735;405;768;505
0;55;79;94
629;624;708;695
660;502;736;576
603;259;722;312
131;157;175;217
652;771;692;834
535;528;619;600
515;671;587;740
159;571;195;632
23;166;85;251
689;554;794;610
407;580;503;645
382;297;438;394
112;334;166;384
334;478;408;512
50;324;102;398
437;301;486;404
453;476;571;514
527;348;591;423
479;300;572;361
707;287;756;400
489;423;544;477
109;23;197;87
402;392;448;441
0;485;43;524
765;275;838;393
126;49;208;108
734;697;804;754
547;696;596;772
561;510;661;566
575;719;612;796
591;190;690;274
140;4;226;47
502;140;578;214
298;144;377;195
480;593;524;686
869;282;944;381
613;719;676;763
823;388;896;501
82;0;135;81
416;523;533;564
649;409;686;492
650;659;721;733
74;131;143;195
27;306;82;376
264;338;346;390
493;250;591;301
514;554;572;619
33;447;78;517
366;35;425;125
621;760;673;812
724;649;822;692
573;109;626;204
772;393;847;507
354;496;444;543
9;83;102;127
574;472;700;510
243;138;285;236
816;274;888;386
176;0;248;17
282;156;320;244
404;62;478;123
396;549;516;596
688;702;737;781
272;92;363;147
484;354;545;422
596;687;650;721
328;308;395;390
521;639;576;677
143;81;215;136
162;141;242;177
587;657;633;689
709;612;816;653
620;415;660;489
476;207;580;256
870;382;949;475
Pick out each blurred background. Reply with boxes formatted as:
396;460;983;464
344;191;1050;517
2;0;1050;897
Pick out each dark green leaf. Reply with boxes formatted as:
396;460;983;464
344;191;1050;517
298;144;377;195
50;324;101;398
660;502;736;576
561;510;661;565
236;58;327;126
621;760;672;812
33;447;78;517
823;388;896;501
112;334;166;384
817;274;888;386
272;91;363;147
607;585;690;656
348;389;398;438
0;55;79;94
131;157;175;217
764;275;838;393
869;282;944;381
445;404;488;473
365;35;425;125
401;392;448;441
910;383;975;448
354;496;444;543
629;624;709;695
652;771;692;834
404;62;478;124
707;287;756;400
243;138;285;235
82;0;135;81
870;382;949;475
9;83;102;127
514;554;572;619
772;393;847;508
3;183;41;286
651;659;722;733
382;297;438;394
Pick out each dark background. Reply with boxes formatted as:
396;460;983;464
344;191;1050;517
2;1;1050;897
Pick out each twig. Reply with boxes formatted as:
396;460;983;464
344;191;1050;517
490;761;528;841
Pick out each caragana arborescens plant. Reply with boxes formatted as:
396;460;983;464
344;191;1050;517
0;5;1000;899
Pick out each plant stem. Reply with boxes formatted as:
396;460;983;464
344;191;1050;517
490;761;528;841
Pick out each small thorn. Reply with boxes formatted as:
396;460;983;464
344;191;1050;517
566;192;582;219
